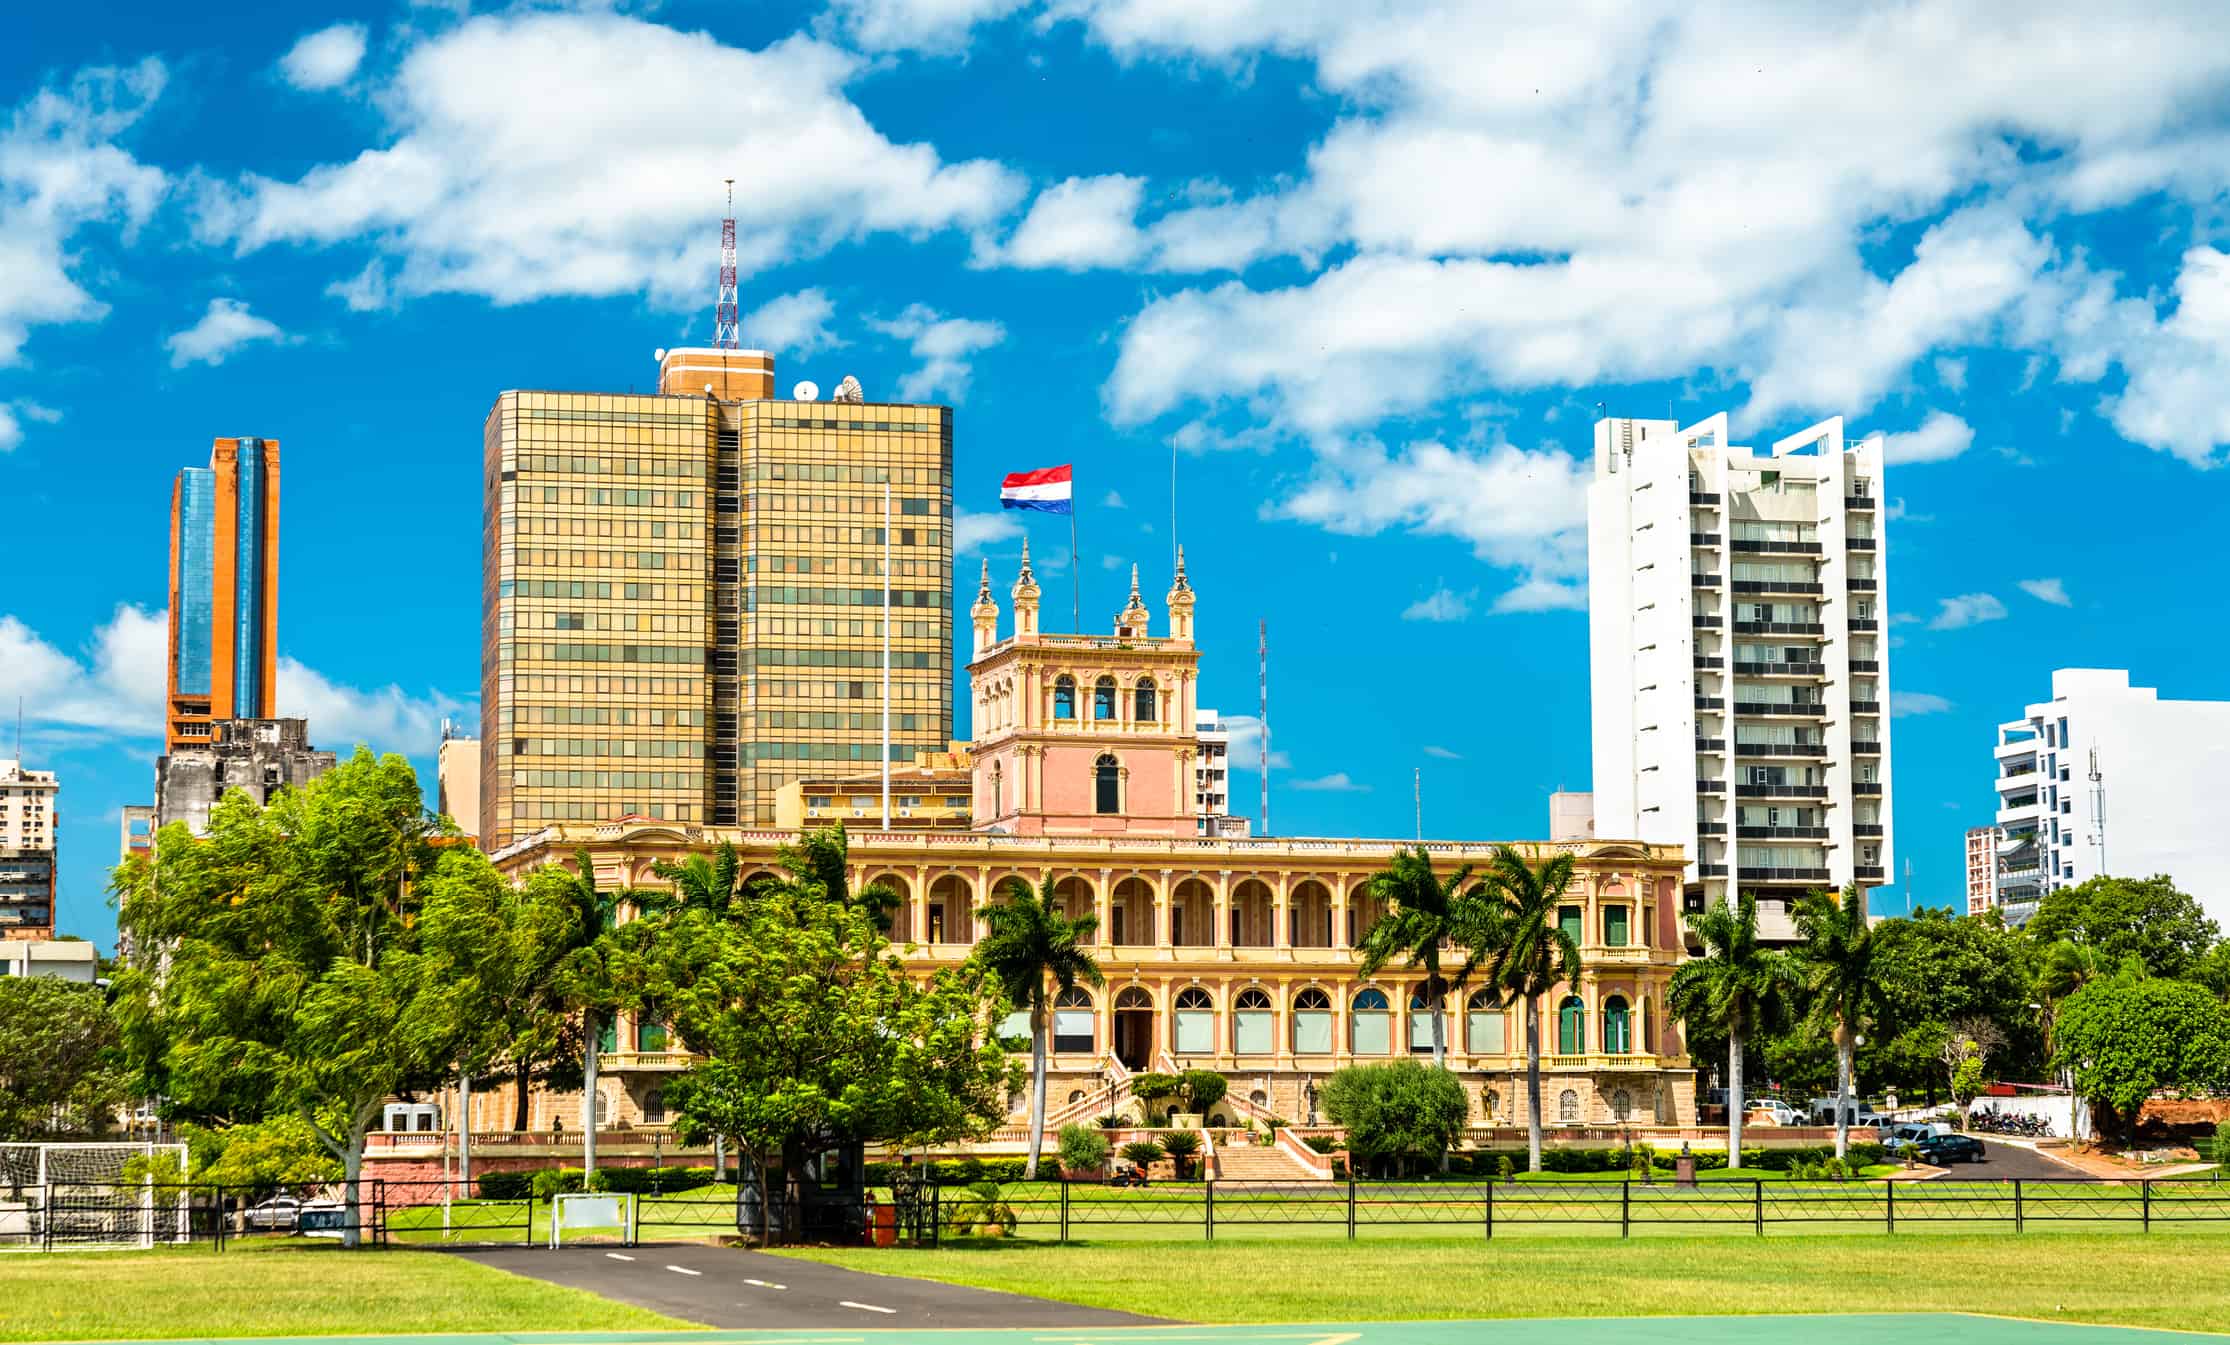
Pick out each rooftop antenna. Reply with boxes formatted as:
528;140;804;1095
1258;620;1270;838
715;180;739;350
1414;766;1422;841
2088;746;2106;877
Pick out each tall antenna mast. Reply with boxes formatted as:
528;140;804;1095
1258;620;1270;837
715;180;739;350
1414;767;1422;841
2088;746;2106;877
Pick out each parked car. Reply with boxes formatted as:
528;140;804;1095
1744;1102;1805;1126
1807;1097;1886;1128
243;1196;304;1232
1914;1133;1986;1165
1880;1122;1936;1153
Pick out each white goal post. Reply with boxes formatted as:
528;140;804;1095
0;1142;191;1250
548;1191;636;1248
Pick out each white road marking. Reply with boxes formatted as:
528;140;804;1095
665;1264;704;1276
838;1300;898;1315
744;1277;788;1290
604;1252;636;1262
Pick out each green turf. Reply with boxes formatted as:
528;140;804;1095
0;1244;692;1342
781;1231;2230;1332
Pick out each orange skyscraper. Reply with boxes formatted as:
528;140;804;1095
165;437;280;751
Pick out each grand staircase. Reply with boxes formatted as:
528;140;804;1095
1213;1143;1326;1182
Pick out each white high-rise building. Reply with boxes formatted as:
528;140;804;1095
0;758;59;940
1990;669;2230;927
1193;708;1249;837
1588;412;1892;939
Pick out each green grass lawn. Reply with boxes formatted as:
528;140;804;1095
383;1183;740;1245
0;1243;694;1342
782;1231;2230;1332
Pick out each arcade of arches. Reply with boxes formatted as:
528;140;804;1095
492;822;1700;1134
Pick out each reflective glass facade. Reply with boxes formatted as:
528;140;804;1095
232;439;268;714
173;468;216;697
482;390;954;847
165;438;279;749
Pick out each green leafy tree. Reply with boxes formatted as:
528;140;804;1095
777;823;901;931
1319;1061;1469;1177
112;750;478;1246
2052;978;2230;1142
1668;893;1797;1170
1057;1122;1110;1175
973;874;1104;1179
0;977;129;1139
1178;1068;1227;1118
1129;1070;1179;1123
648;841;743;917
1118;1138;1165;1169
1792;885;1883;1158
1472;844;1580;1173
170;1115;344;1194
543;849;628;1175
1357;846;1486;1069
2027;875;2221;980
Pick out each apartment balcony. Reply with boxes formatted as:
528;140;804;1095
1845;494;1877;510
1731;579;1824;596
1738;824;1830;840
1847;618;1879;633
1692;572;1721;587
1734;741;1827;757
1853;782;1884;796
1736;783;1828;799
1854;823;1885;837
1848;537;1877;551
1732;620;1825;636
1849;700;1882;714
1733;661;1825;677
1855;865;1887;881
1695;737;1728;752
1693;612;1723;629
1695;778;1725;794
603;1050;694;1072
1733;701;1824;717
1690;532;1723;546
1696;821;1727;836
1690;491;1722;505
1730;539;1822;555
1852;739;1883;755
1697;863;1729;877
1744;867;1833;883
1695;695;1725;711
1693;654;1724;670
1848;659;1880;672
1846;577;1876;592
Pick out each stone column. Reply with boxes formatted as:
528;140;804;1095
1273;872;1292;950
1214;870;1231;949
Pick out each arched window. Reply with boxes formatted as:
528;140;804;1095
1466;988;1507;1055
1053;986;1095;1054
1351;988;1391;1055
1095;754;1120;814
991;762;1003;816
1558;1088;1580;1122
643;1085;666;1124
1408;989;1440;1054
1068;1089;1087;1105
1557;995;1586;1055
1093;676;1117;720
1053;675;1076;719
1602;996;1632;1054
1174;986;1214;1054
1115;986;1153;1009
1292;987;1333;1054
1134;679;1157;721
1235;987;1273;1054
1610;1088;1634;1120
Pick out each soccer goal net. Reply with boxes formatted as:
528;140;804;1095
0;1142;191;1250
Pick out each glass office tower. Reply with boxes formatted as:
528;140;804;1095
166;437;280;750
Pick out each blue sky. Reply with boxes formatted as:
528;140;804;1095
7;1;2230;950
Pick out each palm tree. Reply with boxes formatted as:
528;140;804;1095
974;874;1104;1179
550;848;624;1176
1357;846;1486;1070
2034;938;2107;1074
1475;844;1580;1174
1668;893;1796;1171
778;824;903;931
648;841;742;918
1793;885;1881;1159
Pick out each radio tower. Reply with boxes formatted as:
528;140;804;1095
715;179;739;349
1258;620;1271;838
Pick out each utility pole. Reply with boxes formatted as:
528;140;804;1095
1414;767;1422;841
2088;746;2106;877
1258;621;1270;837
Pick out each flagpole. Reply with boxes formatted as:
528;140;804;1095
881;477;891;832
1068;506;1080;632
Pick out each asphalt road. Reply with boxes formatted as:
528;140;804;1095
449;1242;1167;1330
1928;1139;2081;1180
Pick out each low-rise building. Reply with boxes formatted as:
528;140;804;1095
0;758;58;940
436;721;481;841
155;717;336;836
0;937;98;981
773;747;976;832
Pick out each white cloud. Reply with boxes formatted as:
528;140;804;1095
1491;576;1587;614
1891;690;1954;717
1102;490;1126;508
198;12;1023;310
279;23;369;92
741;288;842;357
276;657;463;757
1271;436;1589;610
1215;713;1289;772
867;303;1003;402
0;59;168;365
0;400;60;453
1292;771;1369;793
1422;745;1462;760
995;174;1147;270
1880;410;1975;466
1401;584;1475;623
325;260;392;312
0;604;166;738
164;298;290;368
2096;247;2230;467
2018;577;2072;607
826;0;1031;53
954;507;1022;554
1935;356;1968;391
1927;593;2008;631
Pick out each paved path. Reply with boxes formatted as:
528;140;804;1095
446;1242;1164;1331
82;1313;2223;1345
1957;1139;2088;1180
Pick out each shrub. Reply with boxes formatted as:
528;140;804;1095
1319;1062;1468;1176
943;1181;1017;1235
1179;1069;1228;1116
1160;1130;1201;1178
598;1165;714;1195
1095;1113;1124;1130
1059;1123;1111;1175
478;1171;534;1200
2211;1120;2230;1168
530;1167;610;1199
1129;1071;1180;1102
1119;1139;1166;1169
1302;1134;1339;1154
1496;1154;1515;1182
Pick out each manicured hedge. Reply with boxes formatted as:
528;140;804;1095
475;1164;720;1200
864;1157;1063;1186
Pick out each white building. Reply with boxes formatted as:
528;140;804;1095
1990;669;2230;927
0;758;59;940
1965;825;1997;916
1193;708;1249;838
1588;413;1892;939
0;937;98;982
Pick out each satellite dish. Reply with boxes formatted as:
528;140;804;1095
793;380;820;402
653;347;667;362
